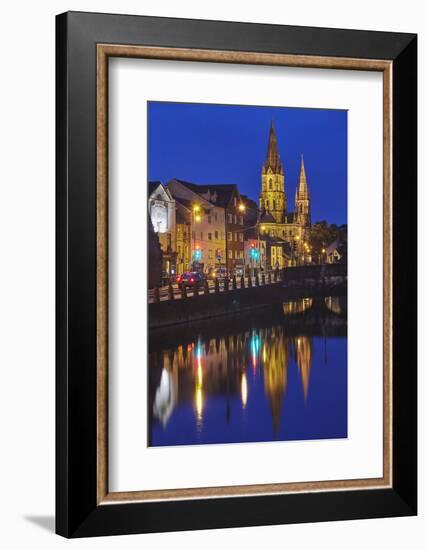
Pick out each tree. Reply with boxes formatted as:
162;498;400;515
309;221;347;258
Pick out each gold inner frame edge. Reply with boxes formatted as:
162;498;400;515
96;44;393;505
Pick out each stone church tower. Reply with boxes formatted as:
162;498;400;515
295;155;311;227
257;121;312;268
259;120;286;223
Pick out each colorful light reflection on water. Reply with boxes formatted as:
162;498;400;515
149;299;347;446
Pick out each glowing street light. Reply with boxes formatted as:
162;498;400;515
195;214;201;223
238;203;246;213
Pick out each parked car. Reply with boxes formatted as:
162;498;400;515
176;271;206;290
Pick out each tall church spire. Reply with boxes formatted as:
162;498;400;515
262;120;283;175
295;154;311;227
259;120;287;222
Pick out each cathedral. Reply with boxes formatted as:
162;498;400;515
258;121;311;256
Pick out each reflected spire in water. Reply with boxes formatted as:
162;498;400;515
325;296;344;315
262;326;288;433
295;336;312;401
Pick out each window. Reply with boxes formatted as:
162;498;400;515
228;250;232;259
239;216;243;225
239;233;244;242
234;197;237;206
221;232;225;240
214;212;218;222
234;233;238;241
234;215;237;224
209;249;213;259
265;200;269;209
214;231;219;239
228;232;232;241
239;251;244;259
200;232;203;240
208;215;212;224
228;213;233;223
269;179;273;189
273;200;276;210
208;233;212;241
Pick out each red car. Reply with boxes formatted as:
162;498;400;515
176;271;206;290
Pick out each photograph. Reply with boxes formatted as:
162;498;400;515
147;102;348;447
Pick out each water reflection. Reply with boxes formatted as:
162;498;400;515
283;297;313;316
149;297;347;446
324;295;346;316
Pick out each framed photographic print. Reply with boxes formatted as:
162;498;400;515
56;11;417;537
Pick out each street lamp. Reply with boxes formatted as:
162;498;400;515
238;203;246;213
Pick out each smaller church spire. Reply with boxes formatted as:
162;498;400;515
295;154;311;227
296;154;310;200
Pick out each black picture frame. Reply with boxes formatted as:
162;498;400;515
56;11;417;538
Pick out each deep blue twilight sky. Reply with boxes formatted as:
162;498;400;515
148;102;347;225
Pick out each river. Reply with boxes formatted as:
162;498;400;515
148;296;347;446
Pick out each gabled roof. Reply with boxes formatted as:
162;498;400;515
173;197;193;210
148;180;163;195
148;181;174;201
326;239;347;257
166;179;214;209
259;210;276;223
172;180;239;208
